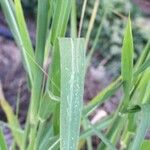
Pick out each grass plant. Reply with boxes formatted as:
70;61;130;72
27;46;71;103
0;0;150;150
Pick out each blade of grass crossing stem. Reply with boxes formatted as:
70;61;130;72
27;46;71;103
80;115;113;140
83;77;122;116
14;0;35;77
84;118;116;150
98;114;124;150
29;0;49;124
82;119;93;150
0;0;34;83
0;128;7;150
84;49;149;118
130;104;150;150
121;16;134;110
48;138;60;150
59;38;85;150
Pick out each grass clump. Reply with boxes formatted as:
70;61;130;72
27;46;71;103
0;0;150;150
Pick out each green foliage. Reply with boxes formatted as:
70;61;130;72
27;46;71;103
0;0;150;150
0;128;7;150
59;38;85;150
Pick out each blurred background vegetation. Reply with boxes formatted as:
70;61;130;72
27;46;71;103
6;0;150;77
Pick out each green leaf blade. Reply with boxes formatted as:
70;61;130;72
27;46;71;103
131;104;150;150
121;16;134;93
0;128;7;150
59;38;85;150
121;16;134;109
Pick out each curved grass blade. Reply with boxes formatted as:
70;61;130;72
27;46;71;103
0;0;34;83
0;83;23;148
59;38;85;150
14;0;35;77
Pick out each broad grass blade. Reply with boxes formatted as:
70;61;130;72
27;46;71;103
141;140;150;150
47;0;72;133
59;38;85;150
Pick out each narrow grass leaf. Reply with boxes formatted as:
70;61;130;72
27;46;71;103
78;0;88;37
134;57;150;77
80;115;113;140
85;0;100;49
71;0;77;38
121;16;134;108
86;10;107;66
0;128;7;150
30;0;49;124
14;0;35;76
83;77;122;116
59;38;85;150
0;0;33;83
135;38;150;69
50;0;72;45
131;104;150;150
0;84;23;148
85;119;116;150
